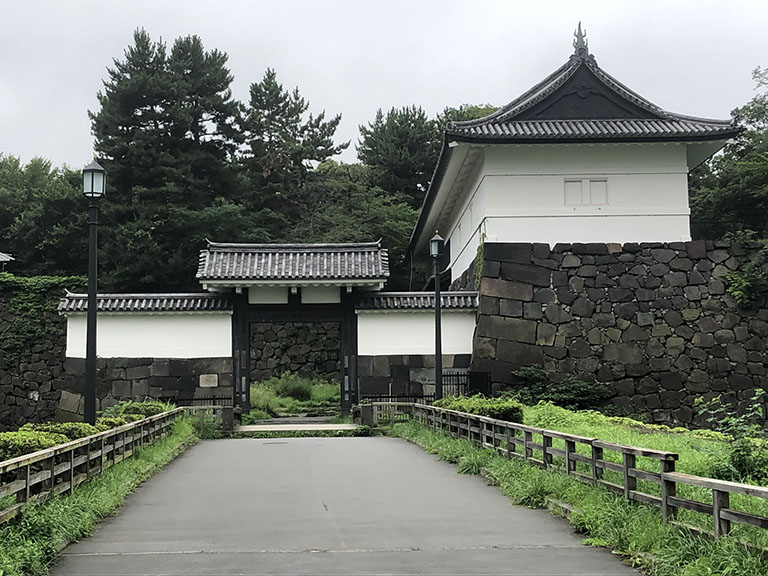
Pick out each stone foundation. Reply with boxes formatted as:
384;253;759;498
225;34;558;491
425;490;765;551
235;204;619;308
472;241;768;425
58;357;233;421
249;321;340;382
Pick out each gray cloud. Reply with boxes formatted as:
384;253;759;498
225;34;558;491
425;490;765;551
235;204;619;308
1;0;765;169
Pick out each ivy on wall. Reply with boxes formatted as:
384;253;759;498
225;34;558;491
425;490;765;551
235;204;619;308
722;235;768;308
0;273;86;366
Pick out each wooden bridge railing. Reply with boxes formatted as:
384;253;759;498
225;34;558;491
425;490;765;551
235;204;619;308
0;408;183;525
381;402;768;540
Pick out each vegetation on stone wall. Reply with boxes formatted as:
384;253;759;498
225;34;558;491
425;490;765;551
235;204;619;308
509;366;613;410
244;373;340;423
0;273;84;366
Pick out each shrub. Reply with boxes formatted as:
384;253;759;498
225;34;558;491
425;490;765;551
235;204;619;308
95;416;128;431
118;400;170;418
272;373;312;401
19;422;99;440
509;366;613;410
0;430;69;461
433;395;524;423
695;390;768;482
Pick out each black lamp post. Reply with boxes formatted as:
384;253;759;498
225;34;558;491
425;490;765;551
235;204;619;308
429;232;444;401
82;159;106;425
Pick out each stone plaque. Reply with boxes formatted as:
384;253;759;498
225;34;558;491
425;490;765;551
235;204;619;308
199;374;219;388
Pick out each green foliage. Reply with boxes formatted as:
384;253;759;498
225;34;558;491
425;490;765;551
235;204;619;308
94;417;128;431
0;418;195;576
509;365;613;410
245;373;340;421
271;372;313;401
690;66;768;241
100;400;173;420
433;395;524;423
353;425;372;437
19;422;99;441
0;430;69;461
0;273;86;366
723;246;768;307
392;421;768;574
695;390;768;482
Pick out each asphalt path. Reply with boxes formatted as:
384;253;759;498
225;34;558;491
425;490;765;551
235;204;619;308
51;437;639;575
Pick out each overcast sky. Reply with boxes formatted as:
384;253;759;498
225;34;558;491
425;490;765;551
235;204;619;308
1;0;766;170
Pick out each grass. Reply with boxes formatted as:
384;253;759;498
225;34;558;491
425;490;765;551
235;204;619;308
0;417;197;576
243;373;341;423
391;420;768;576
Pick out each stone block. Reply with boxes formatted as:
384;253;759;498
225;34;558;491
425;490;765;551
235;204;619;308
357;356;373;377
132;380;150;396
545;304;573;324
499;298;523;317
64;357;85;375
482;260;500;278
536;324;557;346
58;389;82;414
126;365;151;380
686;240;707;259
373;356;390;377
500;262;551;287
603;343;643;364
523;302;543;320
112;380;131;397
496;341;544;366
570;297;595;318
623;324;649;341
569;339;591;358
534;288;556;303
562;254;581;268
650;248;676;263
474;337;496;359
479;296;500;315
150;360;171;377
482;277;533;301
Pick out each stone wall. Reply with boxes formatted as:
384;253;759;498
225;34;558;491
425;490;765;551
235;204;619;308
59;357;233;420
472;241;768;425
358;354;472;396
0;279;71;431
250;322;340;382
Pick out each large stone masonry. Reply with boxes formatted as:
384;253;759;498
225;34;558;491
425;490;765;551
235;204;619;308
471;241;768;425
249;322;340;382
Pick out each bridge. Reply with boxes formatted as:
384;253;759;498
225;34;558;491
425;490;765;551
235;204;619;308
50;436;638;575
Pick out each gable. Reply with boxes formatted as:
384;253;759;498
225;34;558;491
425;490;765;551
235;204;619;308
516;64;661;121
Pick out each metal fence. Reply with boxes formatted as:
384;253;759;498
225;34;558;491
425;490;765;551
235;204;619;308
360;371;490;405
0;408;183;525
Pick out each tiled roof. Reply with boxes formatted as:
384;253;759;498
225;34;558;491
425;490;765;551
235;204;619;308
0;252;14;263
58;293;232;314
197;241;390;284
446;56;739;143
357;292;478;310
449;118;737;141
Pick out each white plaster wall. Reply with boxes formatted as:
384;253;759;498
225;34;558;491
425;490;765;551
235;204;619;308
66;313;232;358
302;286;341;304
357;311;476;355
445;143;691;276
248;286;288;304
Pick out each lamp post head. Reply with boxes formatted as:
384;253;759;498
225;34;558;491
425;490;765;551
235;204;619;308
429;232;444;259
82;159;106;200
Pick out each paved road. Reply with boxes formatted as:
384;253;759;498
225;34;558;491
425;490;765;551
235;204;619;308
51;438;639;575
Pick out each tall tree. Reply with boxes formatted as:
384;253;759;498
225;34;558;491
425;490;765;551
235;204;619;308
0;154;85;276
241;68;347;236
690;67;768;239
357;106;440;209
294;161;417;288
89;29;244;291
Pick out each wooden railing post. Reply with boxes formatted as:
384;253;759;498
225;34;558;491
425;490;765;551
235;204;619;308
506;425;514;457
591;445;603;485
713;489;731;537
565;439;575;476
660;459;676;522
622;452;636;500
524;431;533;461
542;433;553;468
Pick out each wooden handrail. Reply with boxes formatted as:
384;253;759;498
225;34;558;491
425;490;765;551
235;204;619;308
398;402;768;540
0;408;182;525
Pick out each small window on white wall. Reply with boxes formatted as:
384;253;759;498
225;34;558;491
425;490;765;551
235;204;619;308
564;179;608;206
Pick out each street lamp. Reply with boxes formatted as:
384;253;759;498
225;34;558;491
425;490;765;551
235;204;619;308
429;232;444;401
82;159;106;425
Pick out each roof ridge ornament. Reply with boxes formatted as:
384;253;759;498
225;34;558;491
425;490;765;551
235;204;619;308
573;22;589;58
